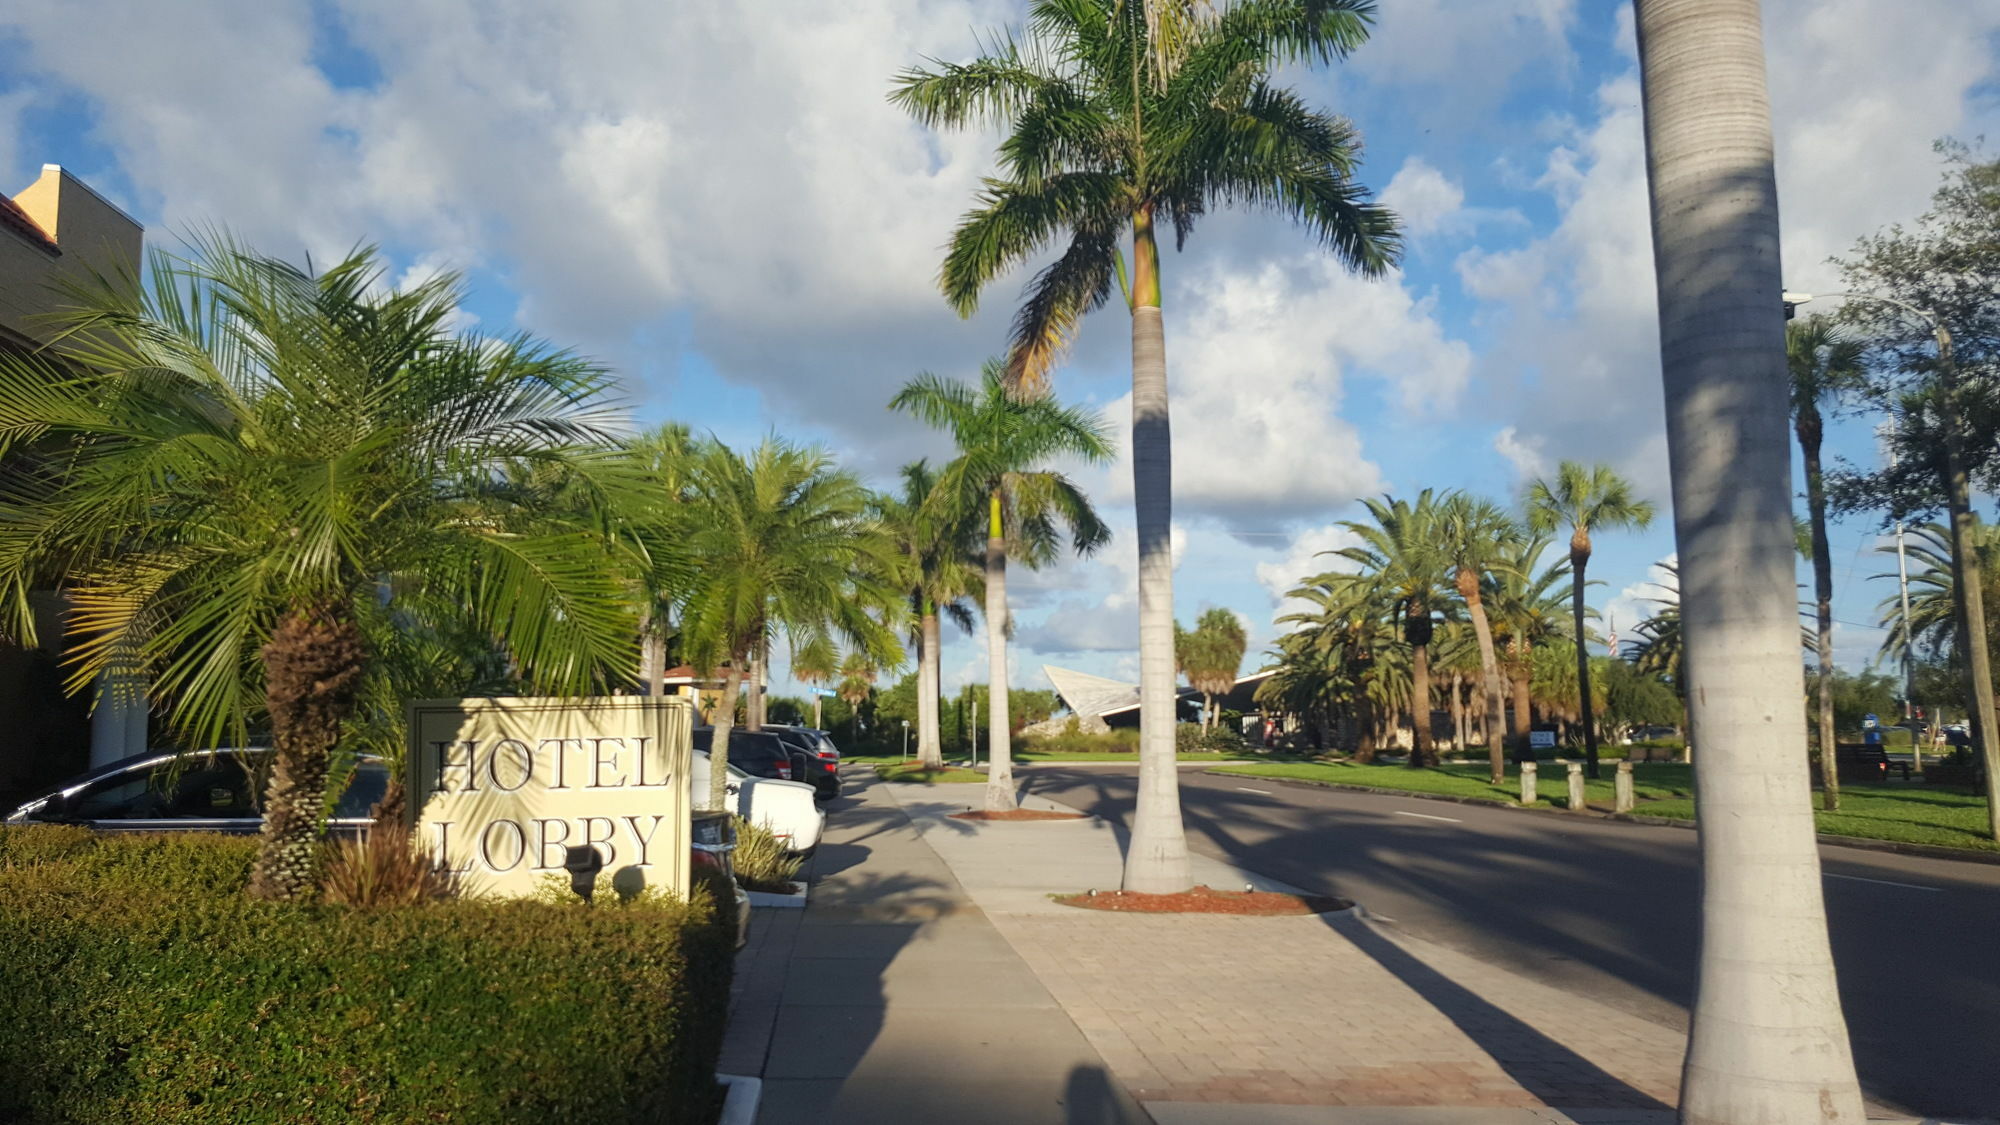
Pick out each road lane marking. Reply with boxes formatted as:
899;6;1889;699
1825;873;1941;893
1235;786;1273;795
1393;810;1462;823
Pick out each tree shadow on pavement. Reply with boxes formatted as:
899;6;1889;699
1326;912;1674;1112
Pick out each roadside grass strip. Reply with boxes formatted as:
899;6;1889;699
874;762;987;784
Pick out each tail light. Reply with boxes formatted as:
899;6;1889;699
823;761;837;773
691;848;723;870
776;763;793;780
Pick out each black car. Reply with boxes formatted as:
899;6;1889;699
767;726;840;801
4;748;387;835
690;728;797;783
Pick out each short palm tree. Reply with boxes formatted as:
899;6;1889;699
1874;522;2000;675
791;640;839;732
1175;607;1248;732
835;651;879;745
1336;492;1455;767
678;438;904;809
893;0;1398;892
876;461;982;768
1487;535;1575;745
0;239;641;900
1526;462;1655;778
1790;314;1867;807
1439;494;1520;782
891;366;1111;810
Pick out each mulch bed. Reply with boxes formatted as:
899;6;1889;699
949;809;1087;822
1054;884;1351;915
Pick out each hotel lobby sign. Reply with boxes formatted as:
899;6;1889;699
407;696;694;898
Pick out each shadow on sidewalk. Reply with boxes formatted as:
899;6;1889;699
1326;912;1672;1112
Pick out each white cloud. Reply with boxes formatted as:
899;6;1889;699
1492;425;1550;484
1015;520;1185;655
1380;157;1465;237
1254;523;1364;627
1351;0;1579;127
1602;553;1678;652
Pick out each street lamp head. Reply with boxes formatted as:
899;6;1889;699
1782;290;1813;320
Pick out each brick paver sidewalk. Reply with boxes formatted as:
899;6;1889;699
879;783;1689;1117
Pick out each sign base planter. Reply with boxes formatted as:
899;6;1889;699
1054;885;1351;915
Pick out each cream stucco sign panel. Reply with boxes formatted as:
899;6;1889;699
408;696;694;899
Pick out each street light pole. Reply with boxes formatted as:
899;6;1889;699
1793;290;1994;821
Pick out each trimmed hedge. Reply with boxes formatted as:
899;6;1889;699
0;826;734;1124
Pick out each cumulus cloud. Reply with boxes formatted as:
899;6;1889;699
1492;425;1550;484
1254;523;1364;627
1380;156;1465;237
1014;522;1185;655
1601;554;1678;653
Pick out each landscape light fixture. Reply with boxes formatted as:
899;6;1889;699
564;844;606;904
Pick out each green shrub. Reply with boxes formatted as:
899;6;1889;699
0;828;733;1124
1016;727;1141;754
730;815;802;893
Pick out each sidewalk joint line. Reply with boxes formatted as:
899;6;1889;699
1824;872;1941;892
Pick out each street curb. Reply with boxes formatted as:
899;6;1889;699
1203;770;2000;868
713;1074;761;1125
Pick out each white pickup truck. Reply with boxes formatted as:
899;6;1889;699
691;749;824;855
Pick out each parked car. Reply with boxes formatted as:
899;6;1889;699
767;726;841;801
691;809;753;950
692;749;824;856
691;727;796;782
4;748;385;835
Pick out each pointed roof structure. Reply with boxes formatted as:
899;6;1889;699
1042;664;1146;721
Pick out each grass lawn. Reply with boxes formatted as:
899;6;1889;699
1014;750;1249;762
873;762;986;784
1213;760;1996;853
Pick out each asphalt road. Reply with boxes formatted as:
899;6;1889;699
1018;764;2000;1119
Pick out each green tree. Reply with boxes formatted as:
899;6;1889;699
1487;535;1576;745
1526;462;1655;778
875;461;982;768
890;367;1111;811
1336;492;1454;767
1872;522;2000;699
1634;1;1864;1113
1439;494;1520;782
1789;314;1867;809
1175;607;1247;732
1600;658;1681;734
0;240;642;900
679;438;903;809
893;0;1398;893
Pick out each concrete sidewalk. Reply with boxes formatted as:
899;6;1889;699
723;772;1150;1124
878;782;1956;1125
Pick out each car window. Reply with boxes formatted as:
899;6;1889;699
163;760;257;818
332;764;389;820
69;771;164;819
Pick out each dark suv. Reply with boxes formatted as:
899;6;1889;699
767;726;840;801
690;728;797;782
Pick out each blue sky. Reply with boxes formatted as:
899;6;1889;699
4;1;1997;699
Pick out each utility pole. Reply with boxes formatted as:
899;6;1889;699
1884;426;1922;774
970;696;979;767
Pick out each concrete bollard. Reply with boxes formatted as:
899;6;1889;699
1520;761;1538;805
1566;761;1585;811
1615;760;1635;813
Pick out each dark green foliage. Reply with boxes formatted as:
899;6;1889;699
1599;658;1681;730
0;829;732;1124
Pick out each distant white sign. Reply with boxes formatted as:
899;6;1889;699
408;695;694;899
1529;730;1557;750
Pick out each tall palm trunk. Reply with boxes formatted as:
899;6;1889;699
746;639;767;730
1937;365;2000;837
1511;658;1533;747
1449;673;1467;752
1408;639;1434;768
640;614;666;698
1568;532;1603;778
247;603;364;901
1123;203;1191;894
1635;3;1864;1119
1461;570;1508;783
918;607;944;768
984;492;1017;811
707;663;744;811
1799;406;1840;811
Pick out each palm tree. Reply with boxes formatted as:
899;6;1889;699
891;367;1111;810
0;239;642;900
1176;607;1247;732
1487;535;1575;748
1336;492;1454;767
1634;1;1864;1115
791;640;839;732
893;0;1397;892
679;438;903;809
876;461;983;768
1526;462;1654;778
1873;522;2000;679
1439;494;1520;782
1789;314;1867;809
835;651;879;746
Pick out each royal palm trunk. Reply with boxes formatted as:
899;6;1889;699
1569;533;1602;778
1122;204;1191;894
1460;570;1508;783
1408;639;1434;768
919;608;944;768
247;604;364;901
1635;2;1864;1117
1799;405;1840;810
984;492;1017;810
707;663;744;811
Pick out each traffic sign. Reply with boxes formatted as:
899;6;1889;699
1529;730;1557;750
810;687;839;698
1863;713;1879;730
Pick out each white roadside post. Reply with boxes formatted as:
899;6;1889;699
1520;761;1538;806
1566;761;1586;812
1615;760;1636;814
